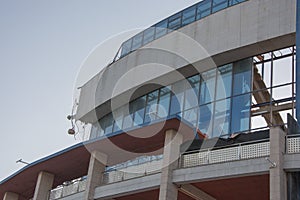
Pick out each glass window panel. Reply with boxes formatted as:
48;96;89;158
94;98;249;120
157;86;171;118
196;0;212;19
233;58;252;96
182;5;196;26
143;27;155;45
170;80;186;115
198;103;213;136
155;19;168;39
131;32;143;51
113;108;124;132
216;64;232;100
212;0;228;13
90;123;102;139
131;96;146;126
168;13;182;31
200;69;216;104
213;99;231;137
100;114;114;134
185;75;200;110
273;57;293;86
122;113;133;130
121;39;132;57
229;0;246;6
231;93;251;133
183;107;198;127
144;90;159;123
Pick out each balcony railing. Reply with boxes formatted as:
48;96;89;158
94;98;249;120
48;134;300;199
102;158;162;184
180;139;270;168
49;178;86;200
286;134;300;154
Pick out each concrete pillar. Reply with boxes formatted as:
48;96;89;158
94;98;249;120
159;129;183;200
84;151;108;200
33;171;54;200
269;127;287;200
3;192;19;200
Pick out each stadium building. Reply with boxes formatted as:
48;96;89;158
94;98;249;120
1;0;300;199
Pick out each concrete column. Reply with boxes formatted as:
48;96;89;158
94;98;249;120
159;129;183;200
84;151;108;200
33;171;54;200
269;127;287;200
3;192;19;200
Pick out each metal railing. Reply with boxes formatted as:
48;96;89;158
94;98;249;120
49;178;86;200
180;139;270;168
286;134;300;154
102;158;162;184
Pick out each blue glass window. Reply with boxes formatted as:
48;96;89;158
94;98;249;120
90;123;102;139
121;39;132;57
233;58;252;95
198;103;213;135
183;107;198;127
168;13;182;31
122;112;133;130
212;0;228;13
231;94;251;133
212;99;231;137
185;75;200;110
113;108;124;132
200;69;216;105
131;96;146;126
155;20;168;39
157;86;171;118
101;113;114;134
144;90;159;123
229;0;245;6
196;0;212;20
143;27;155;45
133;96;147;126
170;80;185;116
132;32;143;51
182;6;196;26
216;64;232;100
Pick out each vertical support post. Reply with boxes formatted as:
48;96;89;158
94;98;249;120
159;129;183;200
33;171;54;200
269;127;287;200
296;0;300;125
84;151;108;200
3;192;19;200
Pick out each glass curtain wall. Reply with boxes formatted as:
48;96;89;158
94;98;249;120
91;58;253;139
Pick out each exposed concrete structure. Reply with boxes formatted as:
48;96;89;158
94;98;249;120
0;0;298;199
269;127;287;200
159;129;183;200
33;171;54;200
76;0;296;123
3;192;19;200
84;151;107;200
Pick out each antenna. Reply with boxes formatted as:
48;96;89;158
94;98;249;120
16;159;29;165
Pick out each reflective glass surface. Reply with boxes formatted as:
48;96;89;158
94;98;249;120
92;57;252;139
117;0;247;59
212;0;228;13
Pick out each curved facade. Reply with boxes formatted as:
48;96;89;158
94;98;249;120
1;0;299;200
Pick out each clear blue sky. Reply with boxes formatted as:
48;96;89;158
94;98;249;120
0;0;200;181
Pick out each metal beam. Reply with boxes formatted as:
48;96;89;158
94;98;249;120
252;102;295;117
296;0;300;125
178;184;216;200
